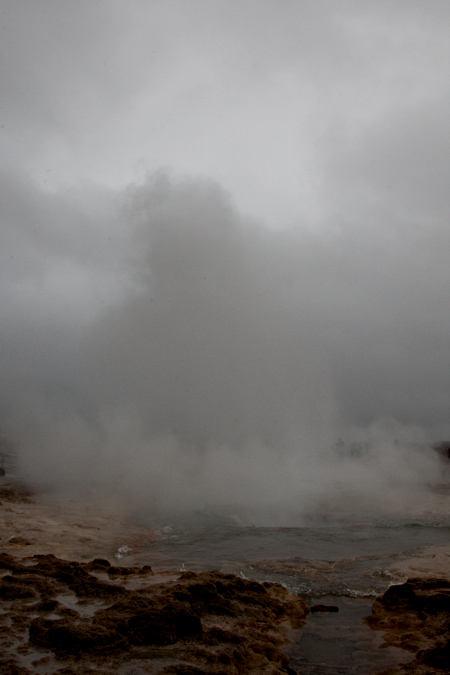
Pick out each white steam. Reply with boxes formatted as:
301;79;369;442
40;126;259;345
4;173;445;523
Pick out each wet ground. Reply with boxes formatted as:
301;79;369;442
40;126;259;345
2;475;450;674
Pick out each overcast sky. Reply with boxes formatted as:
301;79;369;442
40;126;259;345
2;1;450;501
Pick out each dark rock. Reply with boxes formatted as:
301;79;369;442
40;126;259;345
96;594;155;618
28;599;59;612
6;537;31;546
160;666;210;675
379;580;422;611
0;578;35;600
124;607;202;645
0;552;23;571
29;616;127;654
127;610;178;645
412;577;450;591
203;627;244;646
423;592;450;614
84;558;111;571
107;565;140;575
366;577;450;671
179;571;198;580
173;608;203;639
310;604;339;613
27;555;126;599
0;553;307;674
138;564;153;575
0;658;32;674
418;640;450;669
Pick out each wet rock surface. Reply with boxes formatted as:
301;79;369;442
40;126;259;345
4;477;450;673
365;577;450;674
309;604;339;613
0;479;310;674
0;551;309;674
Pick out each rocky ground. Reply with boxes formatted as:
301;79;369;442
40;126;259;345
3;472;450;674
365;577;450;674
0;478;308;675
0;551;309;675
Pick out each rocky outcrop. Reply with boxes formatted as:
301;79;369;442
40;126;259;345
365;577;450;674
0;552;309;674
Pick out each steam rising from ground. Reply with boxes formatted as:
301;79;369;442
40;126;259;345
2;174;445;523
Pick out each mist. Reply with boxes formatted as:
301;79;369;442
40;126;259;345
1;172;445;523
2;1;450;524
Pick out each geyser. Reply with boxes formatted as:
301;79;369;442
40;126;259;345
3;173;443;522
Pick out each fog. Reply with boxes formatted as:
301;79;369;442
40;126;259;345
1;1;450;522
1;172;445;521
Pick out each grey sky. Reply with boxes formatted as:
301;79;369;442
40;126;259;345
4;1;450;222
1;1;450;507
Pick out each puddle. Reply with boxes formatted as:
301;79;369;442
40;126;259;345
55;592;106;617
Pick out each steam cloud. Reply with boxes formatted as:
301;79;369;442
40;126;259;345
1;173;446;522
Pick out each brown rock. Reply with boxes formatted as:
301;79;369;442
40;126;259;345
126;608;202;645
84;558;111;571
29;616;127;654
160;667;210;675
1;554;308;674
0;577;35;600
0;658;32;674
417;640;450;669
6;537;31;547
365;577;450;673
